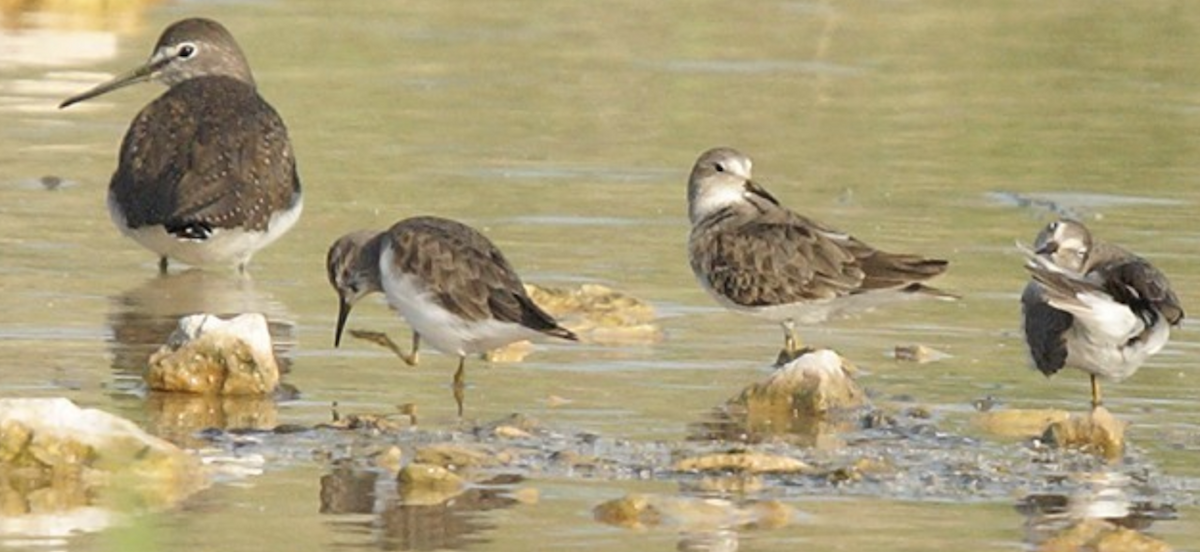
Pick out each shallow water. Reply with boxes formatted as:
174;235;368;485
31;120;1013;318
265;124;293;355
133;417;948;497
3;0;1200;549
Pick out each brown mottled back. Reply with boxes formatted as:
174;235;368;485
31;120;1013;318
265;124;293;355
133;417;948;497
111;76;301;236
383;217;575;339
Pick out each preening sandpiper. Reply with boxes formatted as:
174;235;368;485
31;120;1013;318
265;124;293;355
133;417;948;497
1021;219;1183;408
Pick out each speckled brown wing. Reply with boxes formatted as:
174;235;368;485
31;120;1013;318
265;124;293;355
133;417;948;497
690;208;868;307
384;217;575;338
111;76;300;237
691;204;949;308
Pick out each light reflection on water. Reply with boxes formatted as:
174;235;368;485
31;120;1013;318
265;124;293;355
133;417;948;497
1;0;1200;550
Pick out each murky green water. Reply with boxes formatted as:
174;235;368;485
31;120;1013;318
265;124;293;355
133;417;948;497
3;0;1200;549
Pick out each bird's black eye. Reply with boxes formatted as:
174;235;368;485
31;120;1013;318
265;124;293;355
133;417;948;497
178;43;196;59
714;163;725;173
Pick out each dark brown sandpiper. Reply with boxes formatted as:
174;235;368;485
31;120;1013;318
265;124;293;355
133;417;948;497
60;18;302;273
1021;219;1183;408
327;216;577;415
686;146;951;361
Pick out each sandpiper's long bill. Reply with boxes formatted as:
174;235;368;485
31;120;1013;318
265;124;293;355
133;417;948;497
60;18;302;273
686;146;952;361
327;216;577;415
1020;219;1183;408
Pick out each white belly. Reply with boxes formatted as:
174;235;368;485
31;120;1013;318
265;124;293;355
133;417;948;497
379;243;539;357
108;191;303;268
696;272;923;325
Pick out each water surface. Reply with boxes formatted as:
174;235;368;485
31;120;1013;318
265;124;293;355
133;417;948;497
2;0;1199;550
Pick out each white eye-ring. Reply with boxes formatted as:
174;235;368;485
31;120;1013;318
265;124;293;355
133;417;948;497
177;42;197;59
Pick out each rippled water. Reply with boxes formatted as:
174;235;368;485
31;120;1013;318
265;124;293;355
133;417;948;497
2;0;1200;550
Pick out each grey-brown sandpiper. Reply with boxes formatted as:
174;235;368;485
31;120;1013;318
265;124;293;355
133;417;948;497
686;146;951;361
327;216;577;415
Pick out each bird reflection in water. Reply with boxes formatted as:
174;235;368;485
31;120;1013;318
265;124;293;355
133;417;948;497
319;466;524;550
1016;472;1176;549
106;270;296;443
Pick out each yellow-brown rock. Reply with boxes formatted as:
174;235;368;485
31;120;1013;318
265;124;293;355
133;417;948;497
1043;407;1126;461
414;444;501;470
673;451;813;474
974;409;1072;438
145;313;280;395
0;398;205;519
1039;518;1172;552
594;493;794;532
737;349;866;416
396;463;466;505
525;283;663;345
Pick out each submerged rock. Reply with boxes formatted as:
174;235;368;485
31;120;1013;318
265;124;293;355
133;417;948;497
414;443;505;470
974;409;1072;438
145;313;280;395
0;398;206;518
397;463;466;505
1042;407;1126;461
699;349;867;445
1038;518;1172;552
524;283;663;345
893;344;949;364
593;493;794;531
673;451;813;474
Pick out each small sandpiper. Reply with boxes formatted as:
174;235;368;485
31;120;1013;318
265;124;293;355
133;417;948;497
327;216;577;415
686;147;951;362
60;18;303;273
1021;219;1183;408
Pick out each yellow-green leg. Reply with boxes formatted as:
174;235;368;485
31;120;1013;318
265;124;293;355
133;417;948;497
1090;374;1102;409
452;356;466;417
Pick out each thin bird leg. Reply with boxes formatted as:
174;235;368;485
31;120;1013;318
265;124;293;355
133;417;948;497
1090;374;1103;409
347;330;420;366
158;256;169;274
408;332;421;366
452;357;466;417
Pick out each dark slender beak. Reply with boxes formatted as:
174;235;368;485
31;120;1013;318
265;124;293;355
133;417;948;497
59;56;165;109
1035;241;1059;256
744;179;780;206
334;297;353;347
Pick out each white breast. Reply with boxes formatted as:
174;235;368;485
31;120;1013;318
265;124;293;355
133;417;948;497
378;243;540;357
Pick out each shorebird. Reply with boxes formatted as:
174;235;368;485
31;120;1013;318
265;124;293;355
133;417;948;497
60;18;302;273
686;147;951;362
1021;219;1183;408
327;216;577;415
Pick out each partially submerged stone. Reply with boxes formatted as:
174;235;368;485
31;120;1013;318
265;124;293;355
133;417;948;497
1039;518;1172;552
414;443;502;470
145;313;280;395
738;349;866;416
594;493;794;532
974;409;1071;438
397;463;466;505
893;344;949;364
0;398;205;518
525;283;663;345
673;451;813;474
1042;407;1126;461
